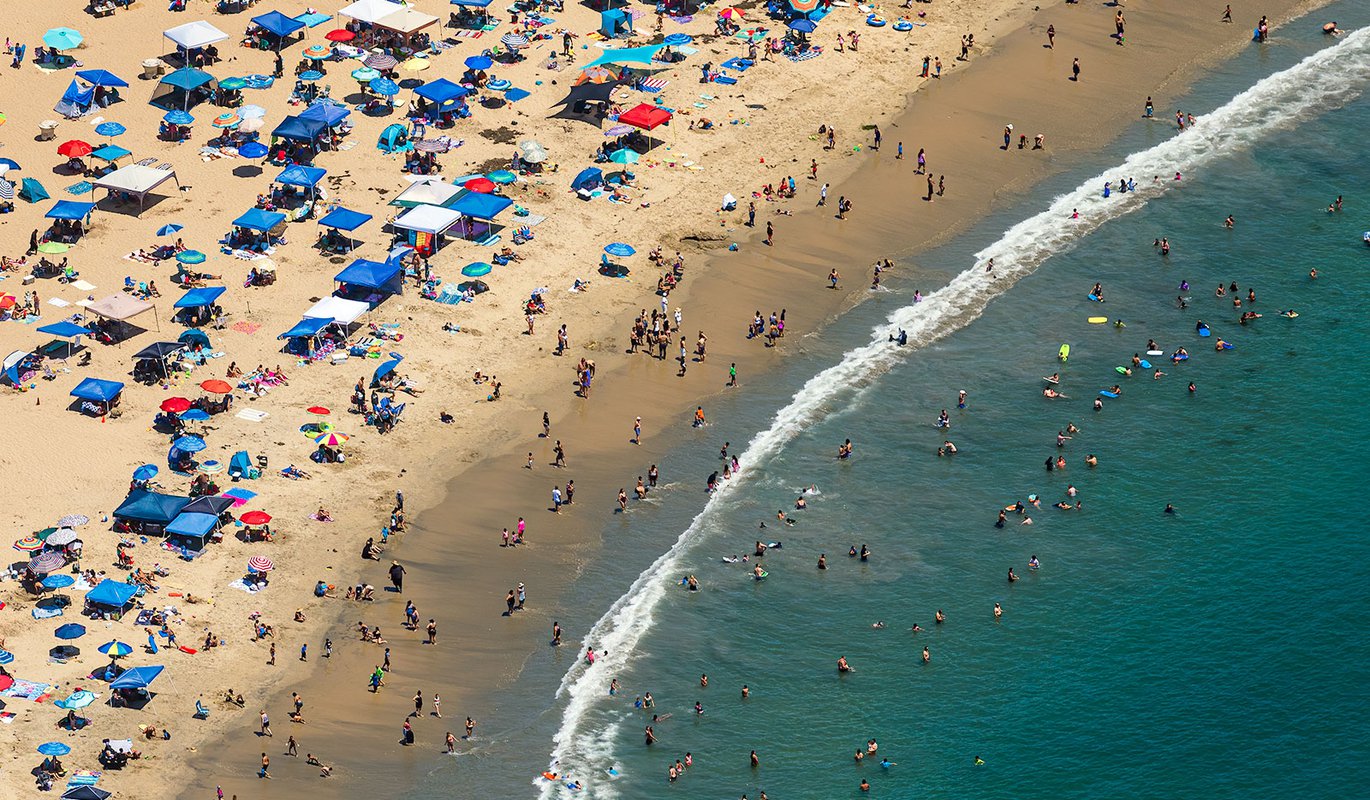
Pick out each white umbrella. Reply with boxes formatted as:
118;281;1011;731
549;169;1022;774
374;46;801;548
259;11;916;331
239;105;267;119
239;116;265;133
46;529;79;546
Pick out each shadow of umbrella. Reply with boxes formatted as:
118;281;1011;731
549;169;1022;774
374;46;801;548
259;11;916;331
232;165;263;179
51;645;80;659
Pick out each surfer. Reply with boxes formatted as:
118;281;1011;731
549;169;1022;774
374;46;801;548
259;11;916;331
889;328;908;346
1045;372;1060;383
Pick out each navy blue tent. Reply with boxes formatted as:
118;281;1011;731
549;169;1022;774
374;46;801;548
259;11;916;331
317;206;371;231
133;341;186;361
571;167;603;192
45;201;96;221
110;665;165;690
182;495;235;516
165;512;220;540
414;78;469;105
275;165;327;190
60;786;112;800
277;317;332;340
86;579;140;609
112;490;190;525
70;377;124;404
37;321;92;339
173;286;227;309
251;10;307;40
335;259;403;295
451;192;513;220
299;103;351;126
271;115;327;142
75;69;129;88
232;208;287;232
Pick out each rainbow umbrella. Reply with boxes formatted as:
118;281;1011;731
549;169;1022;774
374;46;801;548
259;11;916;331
98;640;133;658
303;44;331;60
212;113;241;129
13;536;44;552
314;431;350;447
789;0;821;12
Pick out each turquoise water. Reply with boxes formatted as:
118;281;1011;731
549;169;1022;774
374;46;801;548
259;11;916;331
422;11;1370;799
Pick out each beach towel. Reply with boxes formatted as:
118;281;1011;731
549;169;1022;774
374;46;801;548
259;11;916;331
639;77;669;92
223;488;258;506
66;181;93;195
71;280;96;291
714;75;738;85
229;579;264;594
294;12;332;27
231;321;261;334
235;408;269;422
2;679;50;701
721;58;754;72
134;609;156;626
67;771;103;786
787;49;823;63
135;157;156;167
32;606;64;619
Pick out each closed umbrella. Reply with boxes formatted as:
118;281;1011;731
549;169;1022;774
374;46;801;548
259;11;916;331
37;742;72;756
57;140;94;158
163;110;194;125
172;434;207;453
350;67;381;82
94;122;126;138
28;551;66;574
247;556;274;573
604;242;636;257
364;53;398;71
156;224;183;237
464;55;493;71
54;623;87;640
43;28;84;51
239;510;272;525
14;537;44;552
200;379;233;394
132;464;159;481
98;640;134;658
461;262;493;278
159;397;191;413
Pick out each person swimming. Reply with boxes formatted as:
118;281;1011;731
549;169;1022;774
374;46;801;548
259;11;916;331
1028;555;1040;570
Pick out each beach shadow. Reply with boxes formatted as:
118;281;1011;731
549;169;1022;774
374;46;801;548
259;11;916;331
232;165;264;179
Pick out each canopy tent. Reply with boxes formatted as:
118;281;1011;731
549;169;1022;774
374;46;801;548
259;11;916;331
304;296;369;326
317;206;371;231
46;201;97;221
618;103;672;131
109;665;165;691
87;294;155;322
91;165;181;210
173;286;226;309
165;512;221;540
163;21;229;51
451;192;513;220
232;208;287;232
182;495;235;516
91;145;133;164
271;115;328;142
250;10;307;41
132;341;186;361
451;0;494;5
413;78;468;106
70;377;124;404
375;7;439;36
37;321;91;339
392;204;463;235
298;103;351;127
113;490;191;525
275;165;327;196
391;178;462;209
335;258;403;298
340;0;407;24
75;69;129;88
585;44;665;69
86;579;139;610
150;68;217;111
278;316;332;340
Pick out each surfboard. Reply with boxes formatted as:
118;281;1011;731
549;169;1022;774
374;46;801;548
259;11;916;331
1087;317;1108;324
1088;293;1103;302
1197;327;1211;337
1042;376;1060;384
1146;349;1164;356
607;768;620;777
1058;344;1070;361
1115;366;1129;374
1139;359;1152;369
1099;390;1120;398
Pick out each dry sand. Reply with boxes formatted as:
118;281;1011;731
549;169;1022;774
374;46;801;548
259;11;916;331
0;0;1323;796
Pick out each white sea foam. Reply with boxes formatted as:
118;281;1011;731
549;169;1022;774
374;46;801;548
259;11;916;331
537;29;1370;799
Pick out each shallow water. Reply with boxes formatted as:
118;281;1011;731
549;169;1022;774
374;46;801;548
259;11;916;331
418;9;1370;799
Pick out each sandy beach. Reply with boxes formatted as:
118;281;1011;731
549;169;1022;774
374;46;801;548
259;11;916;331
0;0;1324;797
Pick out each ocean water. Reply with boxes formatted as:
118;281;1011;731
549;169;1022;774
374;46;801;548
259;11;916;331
420;11;1370;799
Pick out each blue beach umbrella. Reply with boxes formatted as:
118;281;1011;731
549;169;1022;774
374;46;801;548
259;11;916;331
369;78;400;96
464;55;493;71
42;574;76;590
487;169;517;185
179;408;210;421
238;141;269;159
172;434;206;453
788;19;817;33
43;28;84;51
242;75;274;90
350;67;381;82
461;262;492;277
56;689;95;710
94;122;126;138
163;110;194;125
663;33;693;46
219;77;248;91
54;623;87;640
0;649;14;665
609;149;639;165
299;70;324;82
155;224;183;237
132;463;158;481
176;250;206;265
98;640;134;658
0;158;20;171
239;104;267;119
604;242;636;257
37;742;72;756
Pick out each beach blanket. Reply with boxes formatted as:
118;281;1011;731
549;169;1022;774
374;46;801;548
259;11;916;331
294;12;331;27
228;579;265;594
135;157;156;167
67;771;103;786
714;75;738;85
67;181;93;195
235;409;269;423
787;49;823;63
223;488;258;506
721;58;754;72
452;29;484;39
639;77;669;92
2;679;50;701
32;606;63;619
134;609;156;626
231;321;261;334
71;280;96;291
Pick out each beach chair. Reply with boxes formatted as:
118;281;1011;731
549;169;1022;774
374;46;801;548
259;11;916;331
194;699;210;719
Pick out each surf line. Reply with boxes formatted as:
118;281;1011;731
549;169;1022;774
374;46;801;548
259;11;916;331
537;28;1370;798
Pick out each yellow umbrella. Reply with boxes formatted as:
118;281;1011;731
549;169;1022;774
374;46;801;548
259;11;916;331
400;58;431;73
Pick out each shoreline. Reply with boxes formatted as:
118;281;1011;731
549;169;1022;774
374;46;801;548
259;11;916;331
175;1;1330;797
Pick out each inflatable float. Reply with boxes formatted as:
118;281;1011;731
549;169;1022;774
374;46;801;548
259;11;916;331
893;19;913;31
866;14;887;27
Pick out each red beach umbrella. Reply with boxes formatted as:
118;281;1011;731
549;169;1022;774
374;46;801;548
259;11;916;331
306;406;331;415
200;379;233;394
324;29;355;43
160;397;192;413
57;140;94;158
247;556;274;573
239;510;272;526
464;177;496;194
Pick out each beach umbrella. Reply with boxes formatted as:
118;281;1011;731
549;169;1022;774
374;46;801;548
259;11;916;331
38;242;70;254
239;104;267;119
219;76;248;91
43;28;83;51
718;7;745;19
0;157;18;171
461;262;493;278
57;140;93;158
464;177;496;193
788;18;817;33
486;78;511;92
314;431;350;447
303;44;331;60
500;33;530;49
325;29;355;43
789;0;821;12
54;623;87;640
159;397;191;413
28;550;67;574
178;408;210;421
211;113;241;129
604;242;636;257
163;110;194;125
238;141;269;159
62;786;111;800
248;555;274;573
401;58;430;73
94;122;126;138
156;224;183;237
487;169;517;185
0;649;13;665
369;78;399;97
307;406;331;415
98;640;134;658
464;55;493;71
198;459;224;475
14;536;44;552
37;742;72;756
350;67;381;82
239;116;265;134
242;74;274;90
176;250;207;264
299;70;324;82
609;149;639;165
44;531;79;548
57;690;96;710
604;124;633;137
364;53;398;71
200;379;233;394
56;513;89;527
413;139;447;153
0;179;13;201
172;434;207;453
132;463;159;481
239;510;272;525
663;33;693;46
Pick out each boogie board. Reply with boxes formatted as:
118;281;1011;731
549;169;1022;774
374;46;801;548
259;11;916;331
1088;317;1108;324
1058;344;1070;361
1099;390;1120;398
1146;349;1164;356
1139;360;1152;369
754;570;768;580
1219;342;1235;350
1042;375;1060;384
1171;352;1189;361
1115;366;1129;374
1088;293;1104;302
1197;327;1211;337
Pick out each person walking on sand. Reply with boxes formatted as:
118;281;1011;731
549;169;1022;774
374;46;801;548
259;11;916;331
259;753;271;779
261;710;273;737
413;690;424;718
819;183;828;206
1222;5;1232;23
1072;58;1081;81
427;618;438;645
389;561;406;592
552;485;562;513
927;176;935;202
829;269;840;289
765;221;774;246
287;736;298;756
632;416;642;445
446;731;457;753
1047;24;1055;48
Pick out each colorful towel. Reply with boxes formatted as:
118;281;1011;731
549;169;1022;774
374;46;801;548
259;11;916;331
231;321;261;334
223;488;257;506
721;58;754;72
639;77;669;92
787;49;823;63
2;679;51;701
67;771;102;786
66;181;93;195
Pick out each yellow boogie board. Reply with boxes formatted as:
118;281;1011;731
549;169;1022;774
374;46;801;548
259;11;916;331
1087;317;1109;324
1058;344;1070;361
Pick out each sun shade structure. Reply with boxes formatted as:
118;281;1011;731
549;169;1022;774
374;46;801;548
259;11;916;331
374;7;440;36
584;44;665;69
70;377;124;404
86;579;140;609
165;512;220;540
75;69;129;88
618;103;673;131
45;201;96;221
232;208;287;232
90;145;133;163
275;164;327;191
391;178;463;209
335;258;403;294
271;115;328;142
250;10;307;40
414;78;468;105
163;21;229;51
110;665;165;690
450;191;513;220
173;286;227;309
298;103;351;126
151;68;217;111
393;203;463;234
87;294;155;322
278;316;333;340
92;165;181;210
113;490;191;524
340;0;406;24
304;297;369;326
317;206;371;231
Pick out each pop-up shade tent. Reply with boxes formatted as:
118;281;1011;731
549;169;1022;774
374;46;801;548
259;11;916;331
250;10;307;46
451;192;512;220
46;201;97;222
275;165;327;195
183;495;235;516
86;579;139;610
232;208;287;232
19;178;50;203
278;316;332;340
150;68;217;111
87;294;158;329
75;69;129;88
113;490;190;525
90;145;133;165
393;203;463;235
335;258;403;296
70;377;124;406
374;7;440;37
92;165;181;210
340;0;407;24
317;206;371;232
165;512;221;541
178;329;211;349
173;286;226;309
164;21;229;52
37;321;91;345
391;178;462;209
304;296;369;326
413;78;468;106
618;103;672;131
109;665;165;691
271;115;328;142
298;103;351;127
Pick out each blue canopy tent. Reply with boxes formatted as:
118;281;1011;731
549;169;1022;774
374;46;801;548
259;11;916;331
250;10;307;48
275;164;327;198
46;200;97;222
55;80;95;118
317;205;371;252
165;512;221;550
451;0;495;27
90;144;133;164
113;490;190;527
450;192;513;241
110;665;165;691
335;258;403;299
414;78;469;107
86;579;139;612
132;342;186;379
150;68;217;111
70;378;124;414
37;321;91;360
277;316;332;356
271;115;327;142
183;495;235;516
231;208;287;246
298;103;351;127
75;69;129;88
173;286;226;309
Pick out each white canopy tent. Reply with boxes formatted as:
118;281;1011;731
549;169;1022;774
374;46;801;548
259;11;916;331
392;204;463;235
92;165;181;211
87;294;160;332
339;0;406;25
164;21;230;51
375;8;440;36
304;297;370;326
391;178;462;209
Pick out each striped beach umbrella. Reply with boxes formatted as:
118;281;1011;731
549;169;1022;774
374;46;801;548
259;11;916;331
242;74;274;90
351;67;381;83
219;77;248;91
247;556;274;573
172;434;207;453
37;742;72;756
303;44;331;60
314;431;350;447
133;464;158;481
42;573;76;589
299;70;324;82
98;640;133;658
212;113;241;129
163;110;194;125
177;249;206;264
364;53;398;71
13;536;44;552
45;530;80;547
500;33;530;49
198;459;224;475
0;649;13;665
28;550;67;575
0;179;14;201
156;223;183;237
789;0;821;12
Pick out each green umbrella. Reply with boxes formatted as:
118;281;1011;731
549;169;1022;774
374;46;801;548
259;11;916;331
220;77;249;91
37;242;70;254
